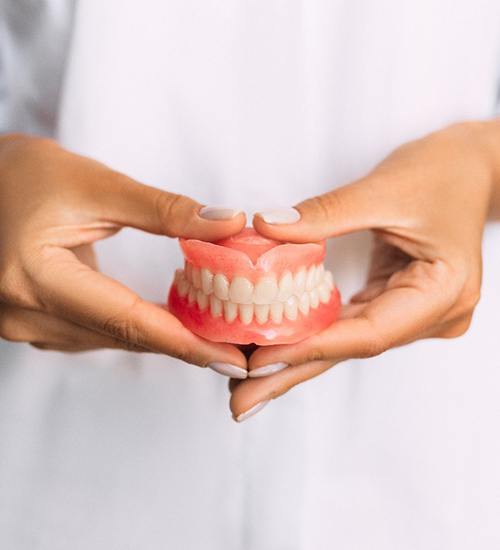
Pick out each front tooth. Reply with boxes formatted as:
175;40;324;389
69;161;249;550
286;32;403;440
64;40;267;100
192;267;201;289
210;295;223;317
306;265;316;291
201;268;213;294
324;270;334;290
229;276;254;304
188;286;197;304
239;303;254;325
196;289;208;311
177;277;190;297
309;288;319;309
213;273;230;300
299;292;310;315
315;264;324;286
255;304;270;325
284;296;298;320
270;302;283;324
294;268;306;296
224;301;238;323
277;271;293;301
185;262;193;282
253;276;278;304
318;282;331;304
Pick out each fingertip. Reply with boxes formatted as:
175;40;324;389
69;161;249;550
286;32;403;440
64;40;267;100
192;207;247;242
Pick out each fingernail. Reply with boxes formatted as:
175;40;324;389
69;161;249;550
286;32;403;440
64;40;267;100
249;362;289;378
199;206;243;220
256;208;300;225
208;362;247;379
234;400;270;422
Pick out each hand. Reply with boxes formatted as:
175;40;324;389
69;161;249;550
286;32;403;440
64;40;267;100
229;121;496;421
0;134;247;373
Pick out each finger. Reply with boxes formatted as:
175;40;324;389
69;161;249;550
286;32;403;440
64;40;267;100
85;162;246;241
0;303;148;351
230;360;334;420
253;177;392;243
36;247;247;368
248;259;458;373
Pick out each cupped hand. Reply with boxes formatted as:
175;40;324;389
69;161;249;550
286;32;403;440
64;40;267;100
0;134;247;373
230;121;496;420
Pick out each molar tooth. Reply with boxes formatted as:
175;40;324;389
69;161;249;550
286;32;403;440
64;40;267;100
315;264;324;286
270;302;283;324
213;273;230;301
229;276;254;304
324;270;334;291
306;265;316;291
210;295;223;317
201;268;214;294
177;277;190;297
309;288;319;309
253;276;278;305
188;286;197;304
318;282;331;304
284;296;298;321
255;304;270;325
185;262;193;282
192;267;202;289
277;271;293;301
239;303;254;325
224;301;238;323
196;289;208;311
298;292;310;315
294;268;306;296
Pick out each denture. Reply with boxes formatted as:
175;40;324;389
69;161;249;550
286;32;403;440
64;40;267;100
167;228;341;345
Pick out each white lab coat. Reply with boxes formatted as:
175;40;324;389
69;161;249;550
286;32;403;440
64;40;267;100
1;1;500;548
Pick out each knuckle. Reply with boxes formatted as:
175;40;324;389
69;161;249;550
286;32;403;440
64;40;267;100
101;298;146;347
0;309;25;343
306;192;341;222
358;323;388;358
155;191;193;237
442;315;473;339
459;284;481;315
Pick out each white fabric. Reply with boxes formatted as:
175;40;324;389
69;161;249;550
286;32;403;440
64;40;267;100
1;1;500;548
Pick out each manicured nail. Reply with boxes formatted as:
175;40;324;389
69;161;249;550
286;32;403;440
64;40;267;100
234;400;270;422
249;362;288;378
208;362;247;379
256;208;300;225
199;206;243;220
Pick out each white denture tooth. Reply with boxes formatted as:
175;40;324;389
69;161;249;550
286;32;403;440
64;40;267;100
210;295;223;317
299;292;310;315
277;271;294;301
192;267;202;289
201;268;214;295
284;296;298;321
270;302;284;324
294;267;306;296
318;282;331;304
196;289;209;311
253;276;278;305
213;273;230;301
239;303;254;325
315;264;324;286
224;301;238;323
188;286;197;304
229;276;254;304
185;262;193;282
306;265;316;291
255;304;270;325
310;288;320;309
324;270;334;291
177;277;190;297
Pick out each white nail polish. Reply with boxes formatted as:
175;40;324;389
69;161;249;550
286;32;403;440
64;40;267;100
235;400;270;422
199;206;243;220
249;362;288;378
208;362;247;379
257;208;300;225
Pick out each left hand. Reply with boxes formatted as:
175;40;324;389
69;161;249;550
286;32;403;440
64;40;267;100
229;121;496;421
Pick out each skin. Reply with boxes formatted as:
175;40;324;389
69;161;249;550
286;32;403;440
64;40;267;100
229;120;500;419
0;134;247;369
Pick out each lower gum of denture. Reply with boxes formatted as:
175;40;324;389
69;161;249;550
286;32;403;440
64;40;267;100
167;284;341;346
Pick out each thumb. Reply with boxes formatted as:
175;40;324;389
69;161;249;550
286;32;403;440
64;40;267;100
253;178;389;243
93;169;246;241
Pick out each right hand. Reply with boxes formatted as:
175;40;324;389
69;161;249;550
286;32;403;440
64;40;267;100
0;134;247;371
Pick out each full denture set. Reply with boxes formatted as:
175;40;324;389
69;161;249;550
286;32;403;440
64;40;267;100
168;229;341;345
